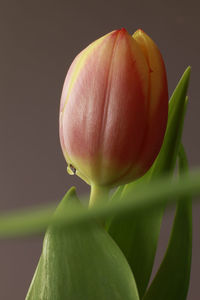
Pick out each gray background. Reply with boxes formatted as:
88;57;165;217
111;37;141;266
0;0;199;299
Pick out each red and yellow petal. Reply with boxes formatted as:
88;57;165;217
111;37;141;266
132;29;168;176
59;28;168;187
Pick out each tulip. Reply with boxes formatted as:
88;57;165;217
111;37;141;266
59;28;168;192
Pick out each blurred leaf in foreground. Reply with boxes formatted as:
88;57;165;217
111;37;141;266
0;166;199;238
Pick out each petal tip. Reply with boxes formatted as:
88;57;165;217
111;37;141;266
116;27;128;35
133;28;148;39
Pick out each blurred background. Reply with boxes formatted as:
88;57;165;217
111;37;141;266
0;0;199;298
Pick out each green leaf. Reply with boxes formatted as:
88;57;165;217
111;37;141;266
26;187;140;300
143;144;192;300
0;167;199;238
108;67;191;297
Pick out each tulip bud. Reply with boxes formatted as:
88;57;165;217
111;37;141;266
59;28;168;188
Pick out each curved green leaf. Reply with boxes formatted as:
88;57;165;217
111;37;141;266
26;187;139;300
108;67;191;297
143;144;192;300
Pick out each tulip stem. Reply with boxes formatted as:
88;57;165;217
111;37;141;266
89;184;110;208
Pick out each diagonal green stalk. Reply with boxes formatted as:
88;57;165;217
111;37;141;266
0;167;199;238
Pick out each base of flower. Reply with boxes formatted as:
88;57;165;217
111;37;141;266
89;184;110;208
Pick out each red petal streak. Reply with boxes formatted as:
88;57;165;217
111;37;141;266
98;30;149;184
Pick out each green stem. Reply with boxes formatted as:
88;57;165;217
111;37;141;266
89;184;110;208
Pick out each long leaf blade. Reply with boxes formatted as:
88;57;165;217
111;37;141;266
108;67;191;297
143;144;192;300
